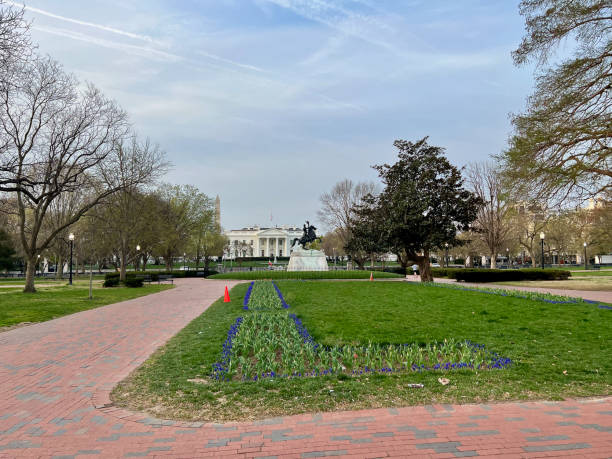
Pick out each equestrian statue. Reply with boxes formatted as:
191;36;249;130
292;221;318;249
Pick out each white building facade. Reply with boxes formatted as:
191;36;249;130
225;226;303;258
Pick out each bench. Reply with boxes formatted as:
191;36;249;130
157;274;174;284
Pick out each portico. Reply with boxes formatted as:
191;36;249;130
225;225;302;258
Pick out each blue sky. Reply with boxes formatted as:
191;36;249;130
18;0;534;230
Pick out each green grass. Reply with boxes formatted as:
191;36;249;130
111;281;610;422
209;271;401;280
0;284;173;329
570;270;612;277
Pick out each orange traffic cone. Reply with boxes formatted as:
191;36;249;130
369;272;373;281
223;286;230;302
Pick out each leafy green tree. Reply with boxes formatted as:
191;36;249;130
501;0;611;203
0;228;15;271
360;138;482;281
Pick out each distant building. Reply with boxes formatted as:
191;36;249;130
225;225;303;258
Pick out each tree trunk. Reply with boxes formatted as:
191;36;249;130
490;254;497;269
466;255;474;268
55;256;64;279
119;251;127;282
165;252;172;271
142;253;147;271
418;250;433;282
418;260;433;282
24;257;37;293
204;256;210;271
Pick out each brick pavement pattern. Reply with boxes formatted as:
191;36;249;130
0;278;610;458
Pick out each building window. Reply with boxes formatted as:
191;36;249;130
279;249;283;256
261;250;264;256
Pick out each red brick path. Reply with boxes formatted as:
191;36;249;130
0;279;610;458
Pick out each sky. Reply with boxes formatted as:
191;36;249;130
17;0;535;231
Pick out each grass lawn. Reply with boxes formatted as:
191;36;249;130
498;277;612;292
111;281;610;422
0;284;173;329
570;270;612;277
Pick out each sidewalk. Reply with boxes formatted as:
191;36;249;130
0;278;609;458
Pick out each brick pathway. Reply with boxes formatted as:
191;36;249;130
0;279;610;458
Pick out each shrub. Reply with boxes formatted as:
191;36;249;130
124;276;144;288
208;270;402;280
453;268;571;283
430;267;465;278
103;274;120;287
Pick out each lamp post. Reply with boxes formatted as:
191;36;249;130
583;242;587;270
183;252;186;271
333;247;336;269
540;232;545;270
136;245;141;271
69;233;75;285
444;243;449;268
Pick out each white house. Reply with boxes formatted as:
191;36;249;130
225;225;303;258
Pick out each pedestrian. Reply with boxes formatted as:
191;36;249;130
412;264;418;276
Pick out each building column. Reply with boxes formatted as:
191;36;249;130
276;238;280;257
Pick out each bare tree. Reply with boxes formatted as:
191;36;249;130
87;137;167;281
512;200;550;267
0;1;31;71
0;55;168;292
466;162;512;269
318;179;377;266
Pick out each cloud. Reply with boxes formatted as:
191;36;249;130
7;1;162;44
33;25;182;62
259;0;400;53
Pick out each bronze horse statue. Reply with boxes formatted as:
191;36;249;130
292;221;318;248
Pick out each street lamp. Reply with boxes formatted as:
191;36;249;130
136;245;141;271
444;243;449;268
506;248;509;267
183;252;186;271
69;233;75;285
540;232;545;270
583;242;587;270
37;254;40;276
333;247;336;269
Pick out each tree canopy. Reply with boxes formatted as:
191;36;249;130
349;138;482;281
501;0;611;204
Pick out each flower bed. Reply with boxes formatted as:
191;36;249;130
212;281;511;381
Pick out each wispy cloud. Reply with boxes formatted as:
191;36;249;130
7;1;161;44
260;0;400;53
196;50;265;73
33;25;182;62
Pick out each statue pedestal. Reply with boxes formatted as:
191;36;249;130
287;245;329;271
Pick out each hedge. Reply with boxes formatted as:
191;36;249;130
431;267;464;278
453;268;571;283
208;270;403;280
103;272;143;288
103;270;217;287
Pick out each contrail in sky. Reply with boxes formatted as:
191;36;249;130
7;1;160;44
